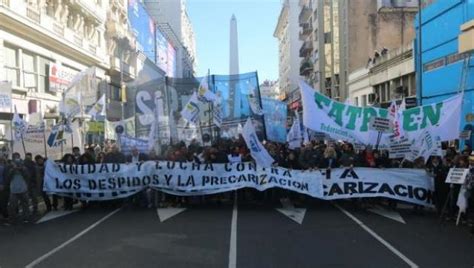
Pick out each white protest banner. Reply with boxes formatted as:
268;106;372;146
44;161;434;206
300;80;462;146
445;168;470;184
0;82;12;113
388;137;412;159
120;135;149;155
242;118;275;167
23;124;45;144
369;117;392;133
460;130;471;140
180;92;201;124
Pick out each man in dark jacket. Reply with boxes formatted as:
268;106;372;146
7;156;31;223
0;157;8;219
24;153;38;214
35;155;52;212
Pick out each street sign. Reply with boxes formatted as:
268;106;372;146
369;117;392;132
445;168;470;184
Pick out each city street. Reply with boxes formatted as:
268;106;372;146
1;199;473;268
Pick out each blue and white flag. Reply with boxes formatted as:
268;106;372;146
180;92;201;124
12;106;27;141
197;76;217;103
242;118;274;167
287;115;302;150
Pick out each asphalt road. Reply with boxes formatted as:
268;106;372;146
0;199;473;268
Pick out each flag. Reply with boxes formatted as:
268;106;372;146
12;106;27;141
213;106;223;128
287;115;302;149
148;119;157;151
405;129;440;163
59;92;81;119
303;127;310;145
196;76;217;103
66;67;97;106
47;123;66;147
242;118;274;167
456;185;470;214
180;92;201;124
88;94;106;119
248;94;264;115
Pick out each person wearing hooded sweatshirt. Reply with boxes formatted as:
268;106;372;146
7;153;30;223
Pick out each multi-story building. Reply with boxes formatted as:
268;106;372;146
299;0;418;102
144;0;196;78
416;0;474;146
298;0;345;101
259;80;280;99
347;43;417;109
0;0;112;139
274;0;303;100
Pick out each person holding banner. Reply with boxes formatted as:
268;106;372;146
34;155;53;212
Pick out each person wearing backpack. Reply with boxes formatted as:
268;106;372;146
7;155;31;223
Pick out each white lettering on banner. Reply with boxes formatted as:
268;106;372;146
44;160;434;206
445;168;470;184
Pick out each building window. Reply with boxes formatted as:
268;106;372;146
4;46;19;87
109;84;120;102
22;51;37;89
355;97;359;106
324;32;332;44
38;56;51;94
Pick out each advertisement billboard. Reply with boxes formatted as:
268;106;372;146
128;0;155;61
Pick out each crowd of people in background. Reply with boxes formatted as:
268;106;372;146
0;136;473;233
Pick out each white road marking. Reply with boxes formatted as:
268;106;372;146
335;204;418;268
228;192;237;268
368;205;406;224
25;208;121;268
275;198;306;224
36;209;79;224
156;207;187;222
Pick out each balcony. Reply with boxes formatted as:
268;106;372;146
109;56;136;81
26;6;40;23
299;23;312;40
299;41;313;57
70;0;106;22
299;6;312;24
300;59;314;76
0;0;9;6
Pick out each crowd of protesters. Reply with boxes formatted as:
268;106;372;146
0;136;473;232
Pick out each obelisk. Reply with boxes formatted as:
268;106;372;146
229;14;240;117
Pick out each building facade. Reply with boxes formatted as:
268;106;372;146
347;43;417;108
416;0;474;146
274;0;303;98
298;0;345;101
0;0;111;143
144;0;196;78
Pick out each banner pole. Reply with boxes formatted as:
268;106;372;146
42;124;48;158
20;133;26;156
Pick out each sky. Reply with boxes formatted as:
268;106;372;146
187;0;281;81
